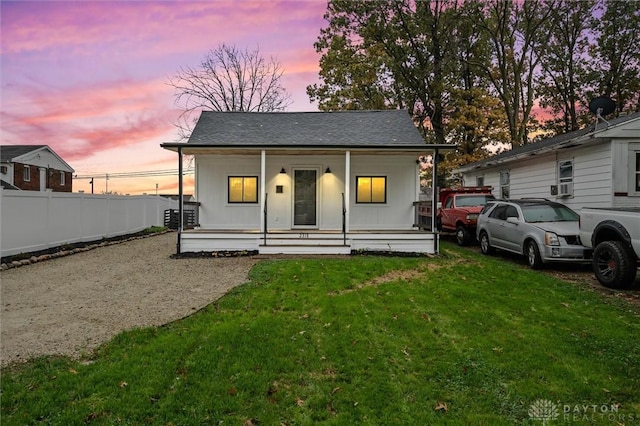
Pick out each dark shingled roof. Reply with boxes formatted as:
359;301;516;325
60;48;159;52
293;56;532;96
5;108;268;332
457;111;640;172
186;110;427;147
1;145;47;162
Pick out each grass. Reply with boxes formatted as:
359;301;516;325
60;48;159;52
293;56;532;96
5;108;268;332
2;243;639;425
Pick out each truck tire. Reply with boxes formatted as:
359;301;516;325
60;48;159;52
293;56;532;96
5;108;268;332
456;225;472;246
592;241;638;289
479;231;494;255
525;240;543;270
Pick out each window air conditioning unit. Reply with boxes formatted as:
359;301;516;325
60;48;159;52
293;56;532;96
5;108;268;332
558;183;573;197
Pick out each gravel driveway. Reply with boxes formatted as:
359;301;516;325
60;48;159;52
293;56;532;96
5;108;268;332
1;232;256;367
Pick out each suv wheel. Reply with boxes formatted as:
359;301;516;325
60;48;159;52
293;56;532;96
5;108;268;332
479;231;494;255
525;240;543;270
456;225;471;246
592;241;638;289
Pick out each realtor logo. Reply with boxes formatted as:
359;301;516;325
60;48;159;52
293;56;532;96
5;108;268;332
529;399;560;424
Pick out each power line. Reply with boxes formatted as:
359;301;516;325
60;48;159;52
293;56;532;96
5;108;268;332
74;168;194;180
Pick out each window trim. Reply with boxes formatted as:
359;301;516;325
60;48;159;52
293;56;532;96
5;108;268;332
499;170;510;199
23;165;31;182
227;176;259;204
355;176;387;204
60;171;65;186
631;149;640;196
557;159;574;197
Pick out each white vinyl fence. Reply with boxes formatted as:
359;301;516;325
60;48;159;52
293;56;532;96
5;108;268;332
0;190;178;257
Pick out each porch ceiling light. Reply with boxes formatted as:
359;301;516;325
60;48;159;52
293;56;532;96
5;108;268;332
325;167;332;174
280;167;286;174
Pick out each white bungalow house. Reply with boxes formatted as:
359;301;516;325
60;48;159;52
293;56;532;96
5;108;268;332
456;112;640;211
161;110;452;255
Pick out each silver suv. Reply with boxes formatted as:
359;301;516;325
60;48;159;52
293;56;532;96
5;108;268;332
476;199;591;269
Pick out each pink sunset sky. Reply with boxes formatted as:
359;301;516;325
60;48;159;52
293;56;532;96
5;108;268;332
1;0;327;195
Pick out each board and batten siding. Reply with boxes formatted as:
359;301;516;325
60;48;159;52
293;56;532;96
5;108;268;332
349;155;420;230
194;153;420;231
195;155;262;229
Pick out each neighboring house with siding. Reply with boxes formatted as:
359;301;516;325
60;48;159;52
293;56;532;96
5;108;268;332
456;112;640;211
0;145;74;192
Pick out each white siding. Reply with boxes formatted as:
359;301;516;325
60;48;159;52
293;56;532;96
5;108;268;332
194;153;420;231
349;155;419;230
461;141;614;210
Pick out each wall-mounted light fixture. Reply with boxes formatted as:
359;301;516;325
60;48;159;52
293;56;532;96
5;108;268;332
280;167;286;174
325;166;332;174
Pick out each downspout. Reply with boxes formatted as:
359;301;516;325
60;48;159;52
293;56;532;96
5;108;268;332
177;146;183;255
432;149;439;254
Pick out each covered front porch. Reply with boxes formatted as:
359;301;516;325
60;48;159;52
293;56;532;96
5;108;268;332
167;147;443;255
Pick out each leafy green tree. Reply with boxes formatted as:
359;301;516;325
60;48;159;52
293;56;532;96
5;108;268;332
536;0;596;134
309;0;465;144
588;0;640;114
472;0;559;146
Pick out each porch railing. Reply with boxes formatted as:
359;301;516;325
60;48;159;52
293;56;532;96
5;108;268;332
263;193;268;246
413;200;436;231
342;192;347;246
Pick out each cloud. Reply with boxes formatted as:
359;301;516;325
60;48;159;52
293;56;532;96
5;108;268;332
1;77;179;162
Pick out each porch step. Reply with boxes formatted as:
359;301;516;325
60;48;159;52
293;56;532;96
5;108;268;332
259;244;351;255
264;237;350;246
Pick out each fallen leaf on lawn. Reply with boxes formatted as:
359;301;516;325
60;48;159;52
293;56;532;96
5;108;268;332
118;381;128;388
603;388;611;393
296;398;305;406
435;401;448;412
299;330;306;335
561;302;570;308
331;387;342;395
492;346;503;354
69;368;77;374
229;387;237;396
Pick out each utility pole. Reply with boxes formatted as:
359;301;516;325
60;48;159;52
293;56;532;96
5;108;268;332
105;173;109;193
89;178;94;194
156;183;159;195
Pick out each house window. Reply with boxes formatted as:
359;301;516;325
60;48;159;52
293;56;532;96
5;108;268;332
558;160;574;197
228;176;258;203
23;165;31;182
60;171;65;186
635;152;640;193
499;170;510;199
476;176;485;187
356;176;387;203
0;165;7;174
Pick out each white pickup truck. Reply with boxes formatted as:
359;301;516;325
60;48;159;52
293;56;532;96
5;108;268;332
579;207;640;289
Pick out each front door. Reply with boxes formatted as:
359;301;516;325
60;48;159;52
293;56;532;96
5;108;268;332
293;169;317;227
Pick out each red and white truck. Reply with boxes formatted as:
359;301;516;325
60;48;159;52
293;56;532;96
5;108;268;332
438;186;495;246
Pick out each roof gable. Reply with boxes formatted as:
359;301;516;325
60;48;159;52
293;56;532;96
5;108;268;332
0;145;74;172
0;145;47;162
187;110;428;147
457;111;640;173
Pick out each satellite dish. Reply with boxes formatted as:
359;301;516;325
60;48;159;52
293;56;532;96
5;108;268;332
589;96;616;116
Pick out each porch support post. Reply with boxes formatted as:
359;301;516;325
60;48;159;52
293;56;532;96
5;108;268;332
260;150;266;233
177;146;183;255
344;150;350;233
432;148;439;254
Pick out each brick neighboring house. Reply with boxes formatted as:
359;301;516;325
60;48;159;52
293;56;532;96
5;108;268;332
0;145;75;192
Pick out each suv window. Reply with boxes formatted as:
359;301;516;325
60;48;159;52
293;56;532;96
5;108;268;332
489;204;508;220
505;206;519;219
488;203;519;221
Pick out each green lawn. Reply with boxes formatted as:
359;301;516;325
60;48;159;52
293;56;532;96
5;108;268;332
2;243;639;425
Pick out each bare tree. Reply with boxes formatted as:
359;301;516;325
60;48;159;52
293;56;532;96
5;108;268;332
168;44;292;140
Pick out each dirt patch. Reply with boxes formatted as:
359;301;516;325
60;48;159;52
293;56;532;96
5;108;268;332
0;232;256;367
